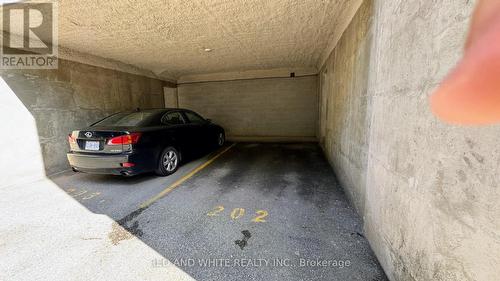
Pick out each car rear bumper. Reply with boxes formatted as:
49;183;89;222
67;152;140;176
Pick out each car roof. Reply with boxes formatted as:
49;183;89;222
123;108;193;113
108;108;188;117
89;108;200;128
120;108;198;120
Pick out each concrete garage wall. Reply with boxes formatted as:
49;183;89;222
320;1;500;281
177;76;318;142
318;0;373;214
1;59;166;175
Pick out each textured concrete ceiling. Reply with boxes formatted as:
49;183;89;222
40;0;361;80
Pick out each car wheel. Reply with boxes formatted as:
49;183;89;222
155;147;180;176
217;132;225;147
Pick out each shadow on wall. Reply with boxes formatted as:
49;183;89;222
0;76;195;280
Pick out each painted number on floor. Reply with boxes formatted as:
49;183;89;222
230;208;245;219
207;205;224;216
206;206;268;223
66;187;101;200
252;210;268;223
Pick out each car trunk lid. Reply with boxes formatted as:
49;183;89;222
69;129;133;154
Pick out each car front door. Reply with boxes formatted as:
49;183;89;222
182;110;211;150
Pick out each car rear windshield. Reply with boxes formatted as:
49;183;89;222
93;112;155;127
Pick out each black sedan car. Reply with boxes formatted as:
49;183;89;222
67;108;225;176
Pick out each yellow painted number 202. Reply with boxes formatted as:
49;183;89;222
207;206;268;223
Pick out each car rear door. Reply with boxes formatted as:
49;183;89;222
160;111;192;151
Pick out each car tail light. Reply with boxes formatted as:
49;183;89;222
68;134;77;144
107;133;142;145
121;162;135;168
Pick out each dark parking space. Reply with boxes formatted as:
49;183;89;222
52;143;387;281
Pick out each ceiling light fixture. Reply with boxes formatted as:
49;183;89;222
203;48;213;52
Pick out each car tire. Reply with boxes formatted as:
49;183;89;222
216;132;225;147
155;146;180;176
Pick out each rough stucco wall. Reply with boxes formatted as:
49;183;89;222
364;1;500;280
1;59;165;175
319;0;373;215
177;76;318;141
321;0;500;280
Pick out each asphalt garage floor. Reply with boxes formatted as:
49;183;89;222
52;143;387;281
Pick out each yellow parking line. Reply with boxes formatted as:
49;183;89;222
139;143;237;209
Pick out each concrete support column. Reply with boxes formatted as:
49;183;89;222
164;86;178;108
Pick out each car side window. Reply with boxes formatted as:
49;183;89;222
184;111;206;124
161;112;185;125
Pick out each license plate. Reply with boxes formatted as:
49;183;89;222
85;141;100;151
